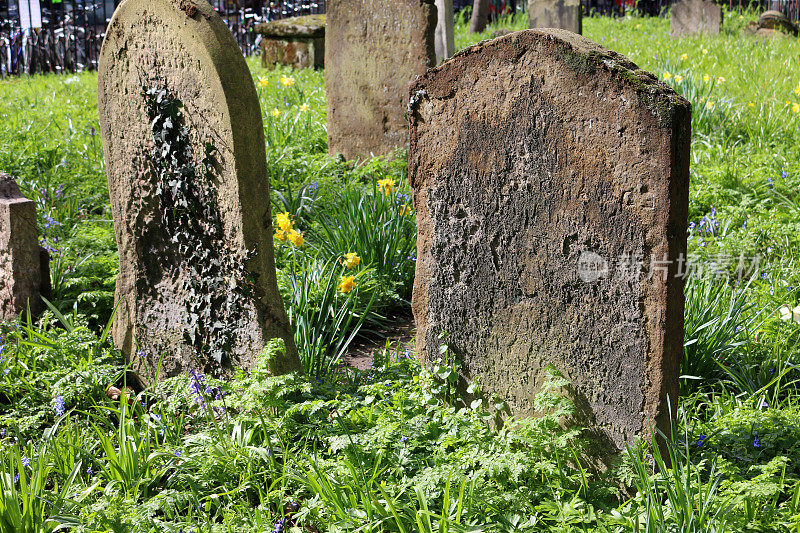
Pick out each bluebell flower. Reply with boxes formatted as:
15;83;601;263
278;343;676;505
86;466;93;476
767;176;774;187
54;396;65;417
274;517;286;533
696;434;707;447
137;350;147;358
400;435;409;442
14;474;18;483
175;450;183;457
21;456;30;468
781;170;790;179
761;400;769;408
753;435;761;448
43;215;60;230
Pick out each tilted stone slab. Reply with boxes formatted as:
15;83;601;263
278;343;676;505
255;14;325;69
98;0;301;378
408;30;690;452
528;0;582;34
0;174;45;320
670;0;722;38
326;0;436;160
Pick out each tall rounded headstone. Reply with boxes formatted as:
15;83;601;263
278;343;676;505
408;30;690;453
98;0;301;378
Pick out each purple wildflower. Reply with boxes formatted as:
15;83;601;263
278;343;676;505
54;396;65;417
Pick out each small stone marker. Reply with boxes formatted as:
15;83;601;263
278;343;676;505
98;0;301;378
254;14;326;70
408;30;690;452
0;174;45;321
434;0;455;63
326;0;437;160
528;0;582;34
670;0;722;38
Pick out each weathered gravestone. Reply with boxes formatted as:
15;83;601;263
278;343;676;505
326;0;437;160
529;0;582;35
408;29;690;453
0;174;47;321
434;0;455;63
254;14;326;70
98;0;301;378
670;0;722;38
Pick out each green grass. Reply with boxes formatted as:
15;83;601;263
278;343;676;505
0;9;800;532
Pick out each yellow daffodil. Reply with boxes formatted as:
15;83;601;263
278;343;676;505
280;76;295;87
274;229;288;242
377;178;396;194
276;212;293;232
287;229;304;247
338;275;356;293
271;108;281;118
674;75;684;83
702;48;708;55
748;102;755;107
706;101;715;110
257;77;269;87
793;103;800;113
794;86;800;96
636;23;641;28
299;103;309;112
662;72;672;81
703;74;711;83
401;204;412;216
343;252;361;269
680;53;688;61
717;76;726;83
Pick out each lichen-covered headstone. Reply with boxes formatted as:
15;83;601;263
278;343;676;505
434;0;455;63
670;0;722;38
98;0;301;378
0;174;45;321
528;0;582;34
326;0;437;160
408;30;690;452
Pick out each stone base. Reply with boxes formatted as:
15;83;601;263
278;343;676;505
260;37;324;69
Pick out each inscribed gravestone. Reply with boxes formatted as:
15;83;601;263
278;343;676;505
408;29;690;452
326;0;437;160
435;0;455;63
670;0;722;38
0;174;45;320
98;0;301;379
528;0;582;35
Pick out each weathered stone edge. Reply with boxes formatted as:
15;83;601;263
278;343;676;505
408;28;691;130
